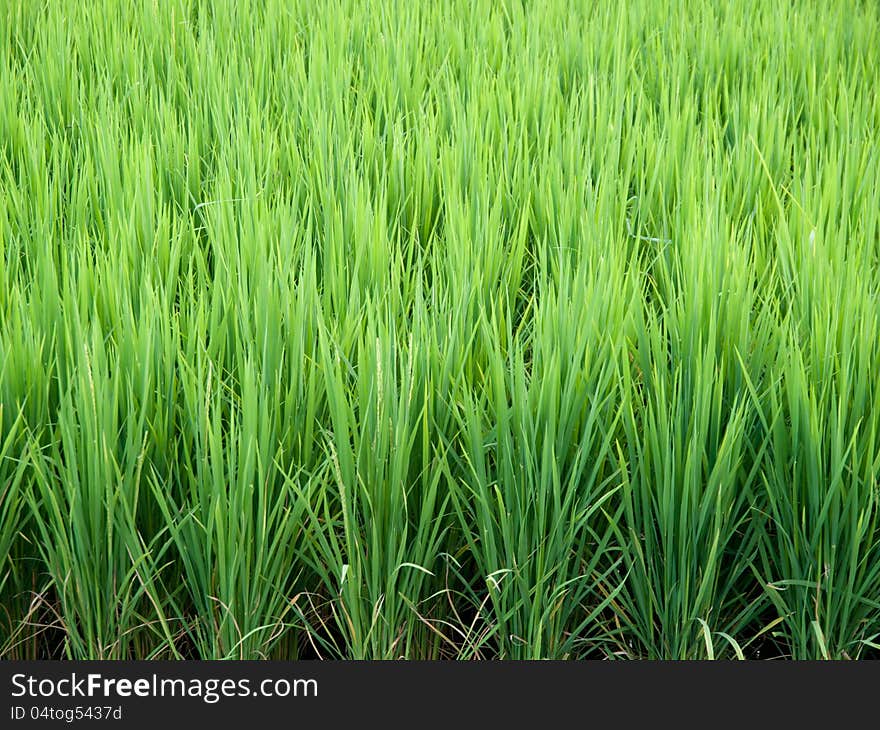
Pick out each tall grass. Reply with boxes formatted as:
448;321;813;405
1;0;879;659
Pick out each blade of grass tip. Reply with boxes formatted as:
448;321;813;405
696;618;715;660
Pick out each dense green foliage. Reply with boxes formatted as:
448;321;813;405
1;0;879;659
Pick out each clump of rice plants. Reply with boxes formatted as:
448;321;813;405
1;0;879;659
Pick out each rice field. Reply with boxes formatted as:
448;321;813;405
1;0;879;660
